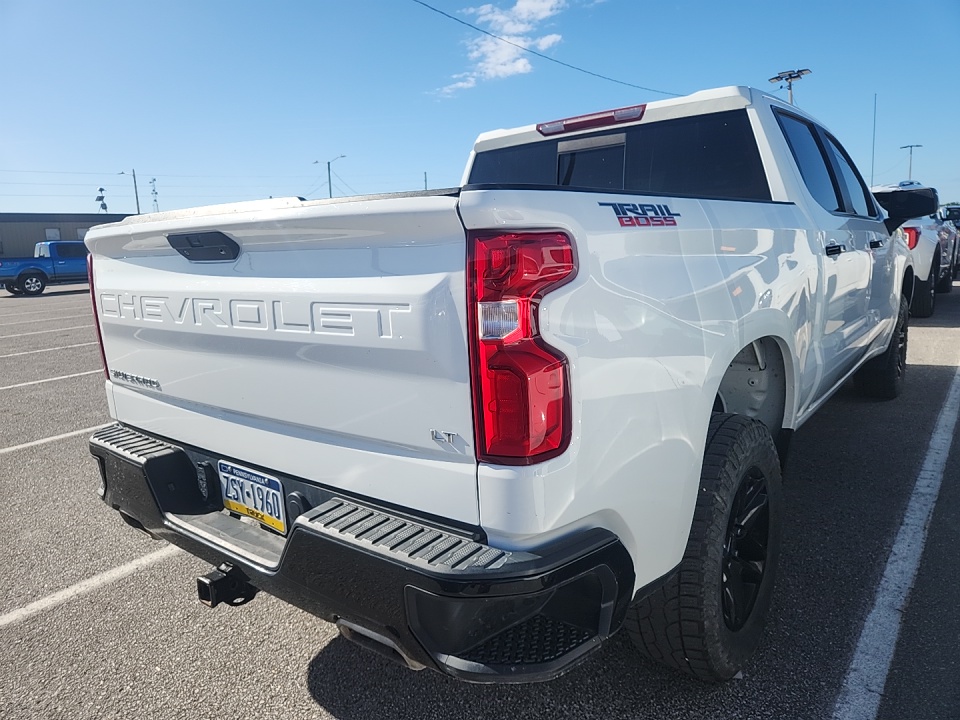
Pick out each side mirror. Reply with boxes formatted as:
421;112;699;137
943;206;960;223
872;186;940;234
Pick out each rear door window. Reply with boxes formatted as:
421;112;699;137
823;135;876;217
55;243;90;258
469;109;771;202
775;112;842;213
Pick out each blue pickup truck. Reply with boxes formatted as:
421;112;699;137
0;240;90;296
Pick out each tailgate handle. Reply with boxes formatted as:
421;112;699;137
167;231;240;262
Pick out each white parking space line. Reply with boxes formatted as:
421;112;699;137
0;342;97;359
0;324;93;339
0;313;92;327
0;424;107;456
0;370;100;391
833;362;960;720
0;304;89;318
0;545;181;629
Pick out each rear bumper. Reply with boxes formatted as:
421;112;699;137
89;423;635;683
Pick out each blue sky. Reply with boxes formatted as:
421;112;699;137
2;0;958;215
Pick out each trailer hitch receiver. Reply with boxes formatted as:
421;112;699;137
197;563;256;608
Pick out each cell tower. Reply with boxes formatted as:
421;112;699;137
150;178;159;212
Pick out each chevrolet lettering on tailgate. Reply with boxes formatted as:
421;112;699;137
96;293;411;338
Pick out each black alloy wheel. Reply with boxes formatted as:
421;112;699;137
894;309;907;381
722;467;770;631
625;413;782;682
855;294;909;400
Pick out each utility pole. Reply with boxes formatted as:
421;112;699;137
768;69;811;105
119;170;141;214
870;94;877;186
315;155;346;198
900;144;922;180
424;171;427;191
311;156;346;198
150;178;159;212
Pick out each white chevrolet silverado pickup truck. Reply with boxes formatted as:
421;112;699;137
86;86;937;683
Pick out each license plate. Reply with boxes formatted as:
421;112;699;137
218;460;287;534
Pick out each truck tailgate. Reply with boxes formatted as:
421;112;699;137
86;194;479;525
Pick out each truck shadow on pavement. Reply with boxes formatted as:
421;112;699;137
305;361;960;720
306;632;720;720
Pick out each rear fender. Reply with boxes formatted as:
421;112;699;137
16;266;50;282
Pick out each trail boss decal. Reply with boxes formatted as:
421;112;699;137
110;370;162;391
599;202;681;228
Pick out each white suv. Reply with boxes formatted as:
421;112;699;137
873;182;958;317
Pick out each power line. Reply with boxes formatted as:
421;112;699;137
332;169;360;196
302;179;328;197
0;169;317;179
409;0;681;97
0;181;122;187
0;169;114;176
0;168;437;183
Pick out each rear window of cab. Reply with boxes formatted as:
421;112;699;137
468;109;771;202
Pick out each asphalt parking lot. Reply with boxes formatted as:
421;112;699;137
1;283;958;720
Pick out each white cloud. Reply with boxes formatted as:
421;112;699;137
438;0;566;96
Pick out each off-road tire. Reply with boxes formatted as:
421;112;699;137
625;413;782;682
19;273;46;296
855;294;909;400
911;270;936;317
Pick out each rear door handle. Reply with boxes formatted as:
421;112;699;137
826;244;845;257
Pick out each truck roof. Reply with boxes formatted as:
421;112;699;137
470;85;807;155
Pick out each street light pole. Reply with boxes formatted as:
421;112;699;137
119;170;141;214
327;155;345;198
900;144;922;180
768;69;812;105
312;155;346;198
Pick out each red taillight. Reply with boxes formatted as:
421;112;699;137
467;231;577;465
537;104;646;136
87;253;109;379
903;227;920;250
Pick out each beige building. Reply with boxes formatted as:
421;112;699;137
0;213;129;258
